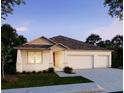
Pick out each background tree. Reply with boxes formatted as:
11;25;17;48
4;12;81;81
86;34;123;68
1;0;25;19
15;35;27;46
97;40;113;49
86;34;102;45
112;35;123;48
104;40;113;49
104;0;123;20
111;35;123;68
1;24;27;78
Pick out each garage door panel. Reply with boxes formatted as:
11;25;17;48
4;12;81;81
67;55;93;69
94;55;109;68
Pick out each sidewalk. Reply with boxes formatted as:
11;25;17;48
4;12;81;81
2;83;103;93
56;71;80;77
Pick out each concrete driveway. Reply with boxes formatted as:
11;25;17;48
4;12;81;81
74;68;123;93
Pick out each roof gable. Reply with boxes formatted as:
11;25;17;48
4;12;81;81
25;36;54;45
50;44;66;51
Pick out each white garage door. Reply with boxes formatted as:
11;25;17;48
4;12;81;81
94;55;109;68
67;55;93;69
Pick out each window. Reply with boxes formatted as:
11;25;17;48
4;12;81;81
28;51;42;64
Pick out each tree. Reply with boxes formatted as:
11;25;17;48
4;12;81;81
1;43;13;78
97;40;113;49
1;24;17;46
111;35;123;68
97;41;105;47
1;24;16;78
104;0;123;20
112;35;123;48
16;35;27;46
1;0;25;19
1;24;27;78
86;34;102;45
104;40;114;49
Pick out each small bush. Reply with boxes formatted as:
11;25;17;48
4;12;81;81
47;67;54;73
37;71;42;74
64;66;73;74
43;70;47;73
26;72;31;74
22;71;26;74
32;71;36;74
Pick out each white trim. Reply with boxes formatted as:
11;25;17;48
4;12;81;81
66;50;112;52
27;51;43;64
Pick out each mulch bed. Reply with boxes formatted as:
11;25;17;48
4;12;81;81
2;75;18;83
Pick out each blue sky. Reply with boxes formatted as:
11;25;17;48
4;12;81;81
2;0;123;41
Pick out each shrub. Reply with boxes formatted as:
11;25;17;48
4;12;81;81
22;71;26;74
32;71;36;74
64;66;73;74
47;67;54;73
37;71;42;74
43;70;47;73
26;72;31;74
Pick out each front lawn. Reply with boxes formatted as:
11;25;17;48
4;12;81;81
2;73;92;89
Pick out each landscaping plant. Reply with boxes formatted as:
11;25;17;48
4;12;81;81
64;66;73;74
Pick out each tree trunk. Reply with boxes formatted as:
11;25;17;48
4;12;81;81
2;61;5;79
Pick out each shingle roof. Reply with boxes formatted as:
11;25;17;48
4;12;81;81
50;35;108;50
15;35;111;50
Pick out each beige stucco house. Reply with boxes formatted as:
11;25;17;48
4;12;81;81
15;35;112;72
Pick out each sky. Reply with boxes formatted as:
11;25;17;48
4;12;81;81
2;0;123;41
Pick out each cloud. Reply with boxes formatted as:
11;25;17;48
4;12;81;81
89;19;123;40
16;26;28;32
16;21;30;32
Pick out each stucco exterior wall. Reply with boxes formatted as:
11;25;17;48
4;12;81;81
16;49;51;72
16;49;112;72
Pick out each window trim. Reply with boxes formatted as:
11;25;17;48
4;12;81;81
27;51;43;64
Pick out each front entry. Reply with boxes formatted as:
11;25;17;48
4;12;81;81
53;51;64;68
53;52;56;67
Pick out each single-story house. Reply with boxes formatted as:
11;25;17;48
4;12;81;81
15;35;112;72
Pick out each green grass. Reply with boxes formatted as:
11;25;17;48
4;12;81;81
2;73;92;89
